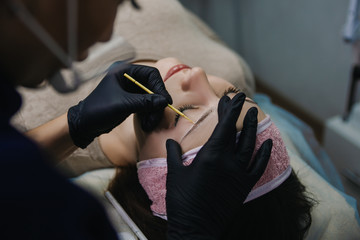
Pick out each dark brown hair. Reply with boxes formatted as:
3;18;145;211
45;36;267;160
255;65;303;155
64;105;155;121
108;166;315;240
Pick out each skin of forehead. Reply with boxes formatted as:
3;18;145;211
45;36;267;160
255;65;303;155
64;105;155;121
179;107;216;144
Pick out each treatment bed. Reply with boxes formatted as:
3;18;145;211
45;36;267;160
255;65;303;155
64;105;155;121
12;0;360;239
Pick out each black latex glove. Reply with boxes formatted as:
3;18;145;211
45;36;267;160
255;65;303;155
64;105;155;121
68;64;172;148
165;93;273;240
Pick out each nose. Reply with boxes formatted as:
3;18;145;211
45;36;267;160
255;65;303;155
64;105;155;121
180;67;206;92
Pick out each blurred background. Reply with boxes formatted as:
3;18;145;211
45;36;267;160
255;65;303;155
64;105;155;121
180;0;360;208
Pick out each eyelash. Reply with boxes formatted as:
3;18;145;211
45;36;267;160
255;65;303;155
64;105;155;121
222;86;240;96
223;87;257;104
175;104;196;125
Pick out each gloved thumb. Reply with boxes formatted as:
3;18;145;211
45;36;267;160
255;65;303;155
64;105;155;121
136;94;169;132
166;139;184;173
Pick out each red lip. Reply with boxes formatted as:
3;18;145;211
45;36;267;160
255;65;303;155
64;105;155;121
164;64;191;82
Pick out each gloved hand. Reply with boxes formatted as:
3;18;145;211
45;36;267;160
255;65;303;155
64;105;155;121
165;93;273;240
68;64;172;148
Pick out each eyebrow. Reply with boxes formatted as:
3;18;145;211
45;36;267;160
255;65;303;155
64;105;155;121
180;107;215;143
178;90;257;143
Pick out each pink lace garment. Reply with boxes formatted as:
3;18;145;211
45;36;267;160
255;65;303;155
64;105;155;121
137;115;291;220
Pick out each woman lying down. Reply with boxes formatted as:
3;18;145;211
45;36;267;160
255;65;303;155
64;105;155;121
98;57;315;240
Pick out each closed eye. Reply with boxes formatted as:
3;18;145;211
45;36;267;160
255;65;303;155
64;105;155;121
175;105;198;126
222;86;240;96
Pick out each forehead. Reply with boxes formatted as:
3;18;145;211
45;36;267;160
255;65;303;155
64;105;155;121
180;107;218;151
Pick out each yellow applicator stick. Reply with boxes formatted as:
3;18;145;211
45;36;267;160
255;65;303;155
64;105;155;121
124;73;195;124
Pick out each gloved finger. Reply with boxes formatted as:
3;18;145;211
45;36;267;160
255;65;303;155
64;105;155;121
217;95;231;120
247;139;272;177
217;93;245;123
139;110;164;132
236;107;258;164
208;93;245;147
166;139;184;173
129;65;173;104
128;93;169;113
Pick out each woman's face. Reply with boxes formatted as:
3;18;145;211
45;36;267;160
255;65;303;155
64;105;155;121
134;57;239;161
